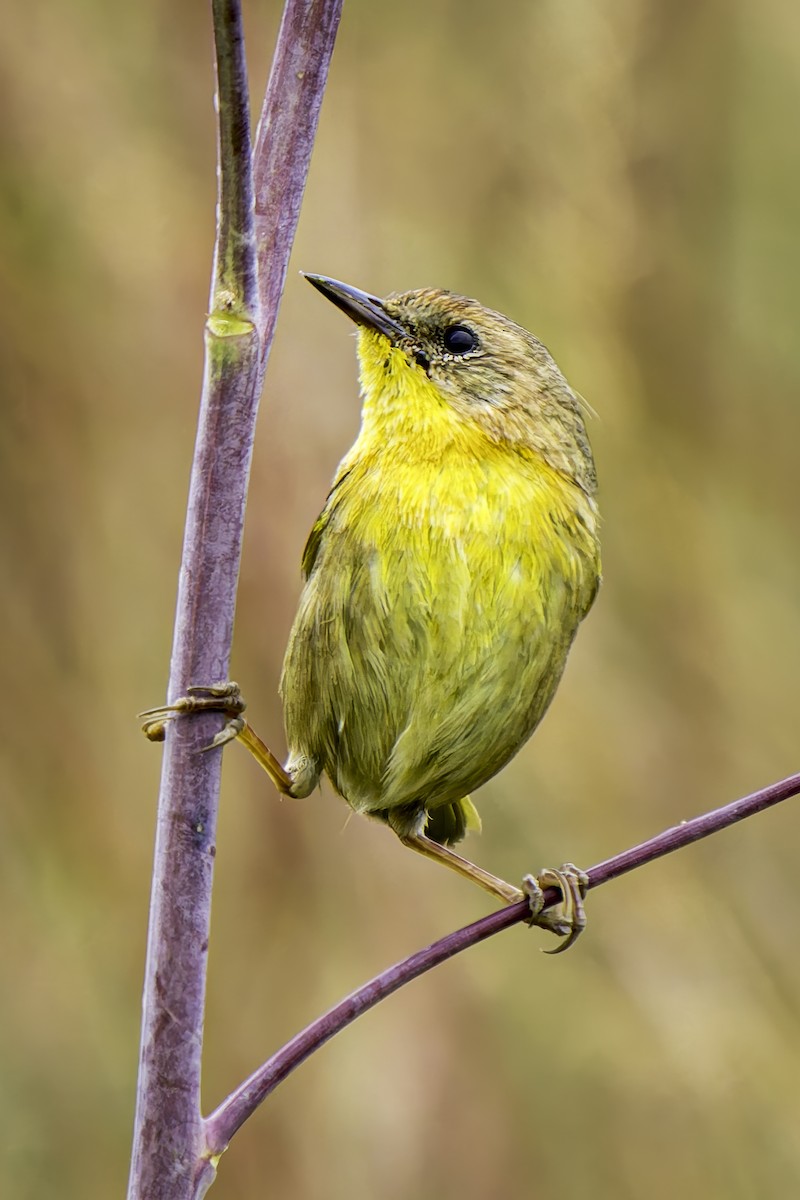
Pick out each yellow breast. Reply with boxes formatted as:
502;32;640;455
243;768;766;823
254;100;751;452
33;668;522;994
281;337;600;816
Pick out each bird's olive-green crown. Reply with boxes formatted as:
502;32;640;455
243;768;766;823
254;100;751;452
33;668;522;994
382;288;597;500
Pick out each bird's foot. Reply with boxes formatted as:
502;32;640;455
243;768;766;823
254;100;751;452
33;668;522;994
139;681;246;749
140;683;294;794
522;863;589;954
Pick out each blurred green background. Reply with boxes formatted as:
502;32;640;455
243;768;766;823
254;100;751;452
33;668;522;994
3;0;800;1196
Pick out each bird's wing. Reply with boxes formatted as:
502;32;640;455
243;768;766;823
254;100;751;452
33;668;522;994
300;469;353;580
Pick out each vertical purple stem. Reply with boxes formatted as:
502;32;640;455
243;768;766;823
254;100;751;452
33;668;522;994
128;0;342;1195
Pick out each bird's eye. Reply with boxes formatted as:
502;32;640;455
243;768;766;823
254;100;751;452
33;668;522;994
443;325;478;355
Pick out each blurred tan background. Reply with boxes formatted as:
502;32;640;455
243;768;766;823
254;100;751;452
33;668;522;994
3;0;800;1196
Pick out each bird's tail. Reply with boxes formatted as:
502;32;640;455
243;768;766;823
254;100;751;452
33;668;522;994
425;795;482;846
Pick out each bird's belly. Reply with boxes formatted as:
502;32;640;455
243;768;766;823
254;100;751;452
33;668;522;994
282;516;586;816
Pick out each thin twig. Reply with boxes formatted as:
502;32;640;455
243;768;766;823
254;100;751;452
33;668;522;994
252;0;343;356
212;0;259;321
204;770;800;1154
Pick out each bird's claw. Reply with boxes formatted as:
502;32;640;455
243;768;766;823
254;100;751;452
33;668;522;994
139;681;247;749
522;863;589;954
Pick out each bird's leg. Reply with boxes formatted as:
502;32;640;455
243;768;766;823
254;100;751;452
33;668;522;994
139;682;294;795
140;688;588;949
400;833;524;903
400;834;588;952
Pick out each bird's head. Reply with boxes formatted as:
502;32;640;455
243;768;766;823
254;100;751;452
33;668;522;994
305;274;596;498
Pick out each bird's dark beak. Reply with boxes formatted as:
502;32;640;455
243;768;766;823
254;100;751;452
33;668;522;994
304;274;408;343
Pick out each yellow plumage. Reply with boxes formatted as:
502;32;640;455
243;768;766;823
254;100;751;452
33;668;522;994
281;285;600;854
142;276;602;941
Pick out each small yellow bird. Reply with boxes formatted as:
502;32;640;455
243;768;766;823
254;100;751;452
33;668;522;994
144;275;601;948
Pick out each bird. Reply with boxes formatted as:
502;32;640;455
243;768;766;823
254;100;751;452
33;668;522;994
142;274;601;949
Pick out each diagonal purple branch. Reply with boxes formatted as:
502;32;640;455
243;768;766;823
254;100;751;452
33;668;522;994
204;769;800;1154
